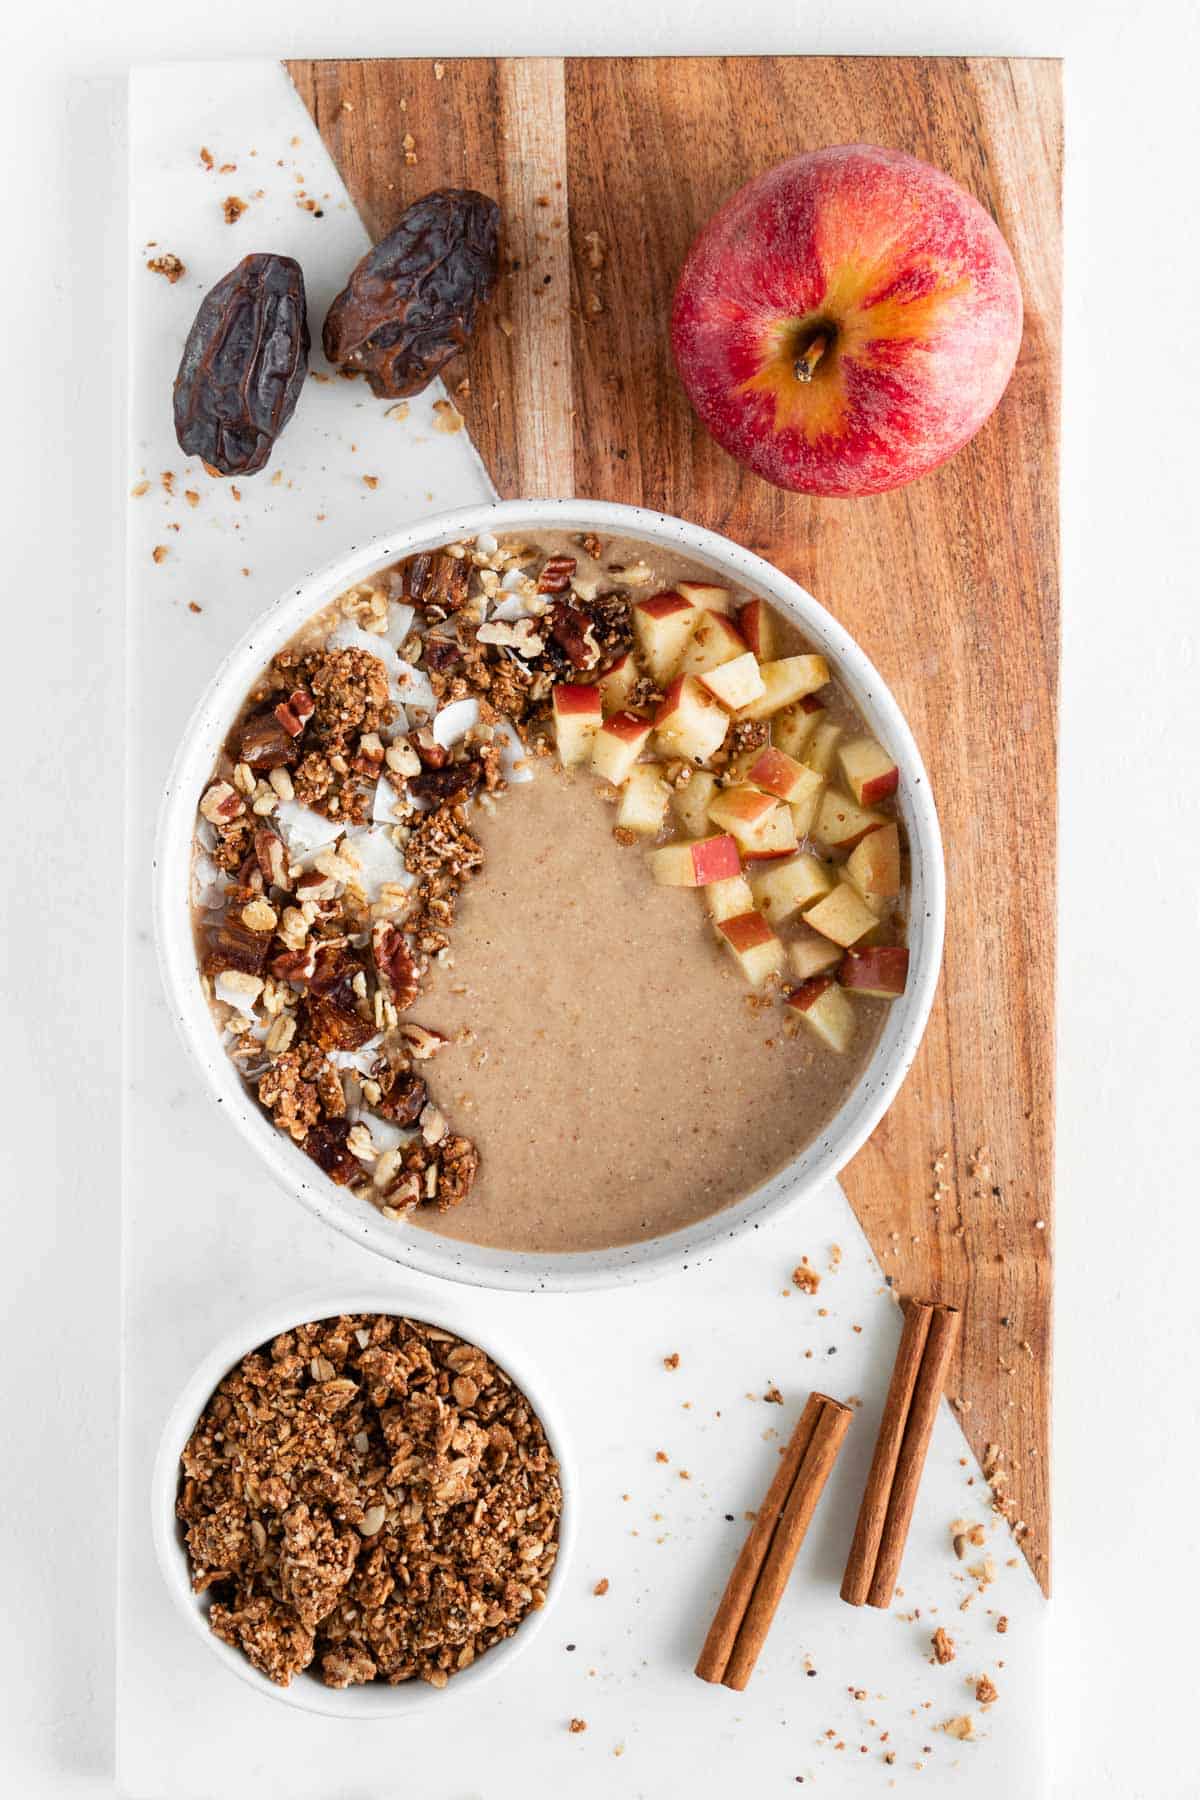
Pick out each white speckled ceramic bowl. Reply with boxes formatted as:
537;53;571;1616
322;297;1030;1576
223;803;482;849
151;1285;575;1718
155;500;944;1291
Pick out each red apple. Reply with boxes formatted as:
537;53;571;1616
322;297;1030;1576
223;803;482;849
671;145;1023;497
839;945;910;998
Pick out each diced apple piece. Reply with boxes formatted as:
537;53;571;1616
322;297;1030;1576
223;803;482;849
596;649;640;715
772;698;824;760
552;682;602;766
647;833;741;888
699;652;766;712
671;769;718;838
749;853;835;922
737;655;829;721
746;746;824;809
677;612;749;677
653;676;730;764
631;591;698;684
839;945;910;998
616;763;670;836
812;788;887;852
804;719;842;776
741;806;799;860
676;581;733;615
703;873;755;923
839;736;900;806
787;928;845;982
846;822;901;899
786;976;856;1053
802;881;879;948
737;597;776;661
789;780;825;840
838;868;888;920
591;710;653;786
707;782;773;841
717;910;786;987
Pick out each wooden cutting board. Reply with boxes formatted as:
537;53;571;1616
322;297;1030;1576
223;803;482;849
287;54;1061;1592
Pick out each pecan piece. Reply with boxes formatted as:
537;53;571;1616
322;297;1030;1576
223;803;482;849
537;554;576;595
411;725;449;769
434;1134;479;1210
274;688;314;737
304;956;375;1051
253;825;290;891
372;922;420;1011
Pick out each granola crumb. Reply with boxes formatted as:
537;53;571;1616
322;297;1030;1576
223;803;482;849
974;1674;998;1706
662;1352;679;1370
223;195;247;224
147;252;186;283
792;1260;821;1295
569;1718;587;1734
152;545;168;563
179;1312;562;1689
592;1578;609;1596
932;1628;956;1664
941;1715;975;1742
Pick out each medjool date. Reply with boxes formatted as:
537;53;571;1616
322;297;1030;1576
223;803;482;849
323;189;500;399
174;254;310;476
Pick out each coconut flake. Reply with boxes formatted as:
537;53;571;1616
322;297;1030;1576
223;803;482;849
385;602;416;649
274;798;345;861
343;825;416;902
394;659;436;716
492;716;535;785
432;697;480;749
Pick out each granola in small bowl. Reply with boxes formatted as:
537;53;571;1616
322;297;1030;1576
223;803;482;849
155;1300;569;1711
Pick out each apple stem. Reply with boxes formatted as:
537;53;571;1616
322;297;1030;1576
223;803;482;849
794;333;828;383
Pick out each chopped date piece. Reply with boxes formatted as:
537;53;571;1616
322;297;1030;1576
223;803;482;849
374;1069;428;1126
405;550;471;615
174;254;310;477
408;760;482;807
372;921;420;1011
303;1117;360;1184
421;631;463;674
548;599;597;669
304;961;376;1052
537;555;577;595
205;916;271;978
322;189;500;399
235;708;300;773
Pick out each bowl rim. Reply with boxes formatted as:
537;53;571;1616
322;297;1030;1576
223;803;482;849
150;1284;578;1718
154;497;945;1293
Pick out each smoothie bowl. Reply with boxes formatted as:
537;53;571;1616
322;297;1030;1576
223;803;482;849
154;499;943;1290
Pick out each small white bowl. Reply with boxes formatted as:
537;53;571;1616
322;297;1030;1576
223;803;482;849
155;499;944;1292
151;1286;576;1717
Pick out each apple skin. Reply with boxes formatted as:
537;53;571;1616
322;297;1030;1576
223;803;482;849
671;144;1023;497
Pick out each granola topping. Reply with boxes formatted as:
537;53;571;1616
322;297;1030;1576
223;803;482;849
178;1313;562;1688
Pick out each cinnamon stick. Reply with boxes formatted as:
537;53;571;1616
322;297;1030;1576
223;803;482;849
840;1300;961;1610
695;1393;851;1689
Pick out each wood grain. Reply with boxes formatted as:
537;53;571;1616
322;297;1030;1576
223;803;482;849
288;54;1061;1591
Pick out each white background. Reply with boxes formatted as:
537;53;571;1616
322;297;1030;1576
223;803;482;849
2;3;1197;1798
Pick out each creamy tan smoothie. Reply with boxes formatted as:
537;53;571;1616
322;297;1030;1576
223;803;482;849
192;526;908;1255
412;760;885;1251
